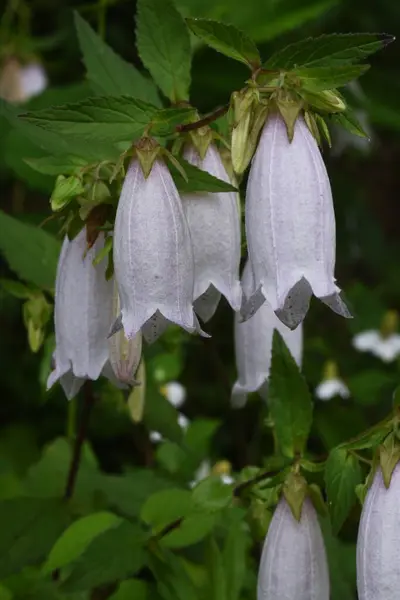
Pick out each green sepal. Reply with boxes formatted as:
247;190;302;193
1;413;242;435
379;432;400;488
188;126;214;161
307;483;328;516
276;92;304;141
299;88;346;113
304;110;321;145
315;114;332;147
92;235;113;267
136;137;162;179
283;471;308;522
50;174;85;212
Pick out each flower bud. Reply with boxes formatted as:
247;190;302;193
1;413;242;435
232;260;302;408
258;497;330;600
113;158;205;342
47;228;113;399
182;144;242;320
245;112;351;329
357;464;400;600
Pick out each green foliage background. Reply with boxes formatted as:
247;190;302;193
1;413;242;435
0;0;399;598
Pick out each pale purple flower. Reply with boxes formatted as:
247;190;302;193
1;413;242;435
232;260;303;408
258;497;330;600
113;158;205;343
47;229;113;399
245;113;351;329
357;465;400;600
19;63;47;99
182;144;242;321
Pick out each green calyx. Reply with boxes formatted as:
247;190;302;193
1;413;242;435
188;125;214;161
135;136;162;179
379;432;400;488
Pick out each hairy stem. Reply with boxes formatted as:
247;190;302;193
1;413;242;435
176;104;229;133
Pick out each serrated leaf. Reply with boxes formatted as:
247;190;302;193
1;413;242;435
325;448;362;533
74;12;160;106
25;155;87;176
20;96;158;144
141;489;192;533
171;159;237;193
268;330;313;458
332;108;370;138
43;511;121;574
186;18;260;69
136;0;191;102
0;497;71;578
265;33;394;69
339;418;392;452
62;521;146;592
295;64;369;91
191;476;233;512
150;106;198;136
0;211;60;290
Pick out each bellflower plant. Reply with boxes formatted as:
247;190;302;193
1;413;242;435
245;112;351;329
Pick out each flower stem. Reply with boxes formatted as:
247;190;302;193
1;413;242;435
176;104;229;133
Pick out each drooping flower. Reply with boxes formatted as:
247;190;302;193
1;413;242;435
245;112;351;329
113;157;205;343
182;144;242;321
258;497;330;600
0;58;47;103
357;465;400;600
315;360;350;401
47;228;113;399
232;260;303;408
353;311;400;362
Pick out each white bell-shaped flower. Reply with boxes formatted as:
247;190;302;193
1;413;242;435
315;360;350;401
357;465;400;600
232;260;303;408
108;282;142;386
245;112;351;329
160;381;186;408
258;497;330;600
19;62;47;100
113;158;205;343
47;228;113;399
182;144;242;320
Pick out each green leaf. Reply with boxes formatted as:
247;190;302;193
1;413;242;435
143;374;183;443
25;155;87;176
109;579;148;600
20;96;158;144
294;64;370;91
136;0;191;102
222;519;250;600
162;513;216;548
42;511;122;574
0;497;71;578
265;33;394;69
268;330;313;458
205;538;227;600
186;18;260;69
62;521;146;592
332;109;370;138
74;12;160;106
339;418;393;452
0;279;37;299
325;448;362;534
192;476;233;512
348;370;395;406
171;159;238;193
141;489;192;533
0;211;60;290
0;584;11;600
150;107;198;136
50;174;85;211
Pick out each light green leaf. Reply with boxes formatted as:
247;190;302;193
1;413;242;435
192;476;233;512
25;155;88;176
294;64;370;91
141;489;192;533
43;511;122;574
109;579;148;600
332;108;370;138
162;513;216;548
325;447;362;534
74;12;160;106
0;497;71;578
62;521;146;592
50;174;85;211
205;538;227;600
223;519;250;600
0;279;37;299
20;96;158;144
171;159;238;193
0;584;11;600
265;33;394;69
0;211;60;290
186;18;260;68
136;0;191;102
268;330;313;458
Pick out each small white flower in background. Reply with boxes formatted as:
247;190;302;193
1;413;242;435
191;460;234;487
182;143;242;321
357;464;400;600
353;310;400;362
0;58;47;103
149;410;189;443
232;260;303;409
315;360;350;401
160;381;186;408
258;497;330;600
47;229;113;399
113;157;206;343
245;113;351;330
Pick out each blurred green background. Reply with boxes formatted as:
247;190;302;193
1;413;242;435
0;0;399;598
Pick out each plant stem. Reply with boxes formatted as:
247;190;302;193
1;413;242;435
176;104;229;133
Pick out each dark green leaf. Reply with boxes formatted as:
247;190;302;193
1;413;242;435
325;448;362;534
186;18;260;68
143;373;184;443
140;489;192;533
25;155;87;176
332;108;370;138
265;33;394;69
268;330;313;458
192;476;233;512
62;521;146;592
171;159;237;193
74;12;160;105
294;64;370;91
205;538;227;600
348;369;395;405
0;497;71;578
150;107;197;136
136;0;191;102
109;579;148;600
223;519;250;600
162;513;216;548
0;211;60;290
20;96;158;144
